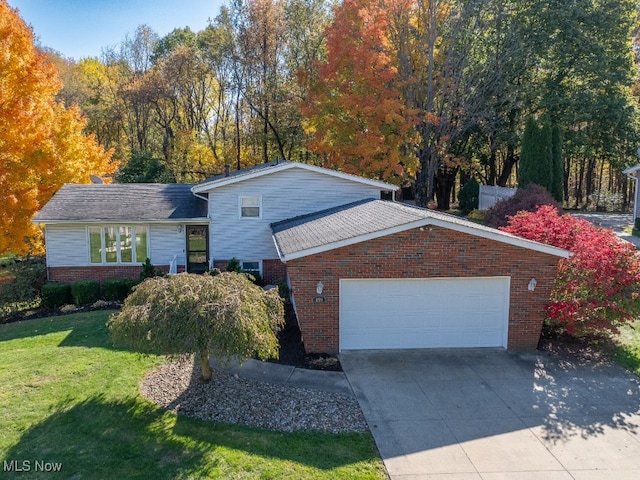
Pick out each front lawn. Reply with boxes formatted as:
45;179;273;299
613;319;640;376
0;311;384;479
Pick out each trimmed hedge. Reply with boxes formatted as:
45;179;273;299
41;282;71;309
71;280;101;306
102;278;137;302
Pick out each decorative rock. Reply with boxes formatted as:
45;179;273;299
140;357;368;433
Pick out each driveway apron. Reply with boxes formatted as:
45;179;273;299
340;349;640;479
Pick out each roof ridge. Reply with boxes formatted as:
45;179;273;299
198;160;289;184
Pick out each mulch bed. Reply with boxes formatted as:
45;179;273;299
537;326;618;366
263;303;342;371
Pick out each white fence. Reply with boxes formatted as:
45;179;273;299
478;185;517;210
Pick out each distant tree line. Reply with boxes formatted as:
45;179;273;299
48;0;640;209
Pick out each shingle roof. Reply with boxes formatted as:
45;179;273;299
33;183;208;223
199;160;289;184
271;199;570;260
192;160;398;193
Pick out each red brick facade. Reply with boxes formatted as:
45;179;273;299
286;226;561;353
47;264;185;282
49;260;286;284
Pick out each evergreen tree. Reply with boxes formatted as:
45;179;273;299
518;116;553;192
551;124;564;203
518;117;538;189
539;120;553;192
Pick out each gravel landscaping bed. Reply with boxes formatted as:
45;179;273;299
141;357;368;433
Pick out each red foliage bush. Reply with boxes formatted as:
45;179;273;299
484;183;561;228
501;205;640;335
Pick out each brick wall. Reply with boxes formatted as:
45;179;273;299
48;264;185;282
286;226;560;353
262;259;287;284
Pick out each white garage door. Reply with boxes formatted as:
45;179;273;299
339;277;510;351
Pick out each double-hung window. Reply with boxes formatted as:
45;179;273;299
89;225;148;264
239;196;261;218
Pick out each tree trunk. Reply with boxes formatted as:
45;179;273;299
488;133;497;185
414;148;431;207
497;143;517;186
200;353;212;382
434;166;458;210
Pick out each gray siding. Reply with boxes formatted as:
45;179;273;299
149;224;186;266
204;168;383;260
44;225;89;267
44;223;186;267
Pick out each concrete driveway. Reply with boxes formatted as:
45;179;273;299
340;349;640;479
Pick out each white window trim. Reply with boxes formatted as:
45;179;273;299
241;260;262;275
87;225;149;265
238;195;262;219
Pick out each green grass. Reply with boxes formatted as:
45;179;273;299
612;319;640;376
0;311;384;479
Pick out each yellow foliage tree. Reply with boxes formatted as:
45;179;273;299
0;1;115;255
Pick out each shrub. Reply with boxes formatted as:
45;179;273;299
139;258;164;281
0;256;47;306
275;278;291;303
501;205;640;336
588;190;624;212
225;257;242;273
92;299;110;309
458;178;479;215
71;280;101;305
484;183;560;228
244;271;265;287
41;282;71;309
102;278;137;302
466;209;485;222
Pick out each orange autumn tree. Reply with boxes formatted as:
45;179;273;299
301;0;418;184
0;1;115;255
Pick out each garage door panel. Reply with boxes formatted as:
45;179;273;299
340;277;509;351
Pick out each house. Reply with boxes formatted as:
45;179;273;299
623;164;640;224
33;161;569;353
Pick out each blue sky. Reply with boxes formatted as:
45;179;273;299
8;0;225;60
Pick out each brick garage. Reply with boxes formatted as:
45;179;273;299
271;199;568;354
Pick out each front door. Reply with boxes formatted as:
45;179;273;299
186;225;209;273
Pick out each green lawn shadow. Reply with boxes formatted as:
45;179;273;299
0;310;140;353
3;394;379;479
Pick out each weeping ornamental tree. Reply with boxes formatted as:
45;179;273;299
107;273;285;381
